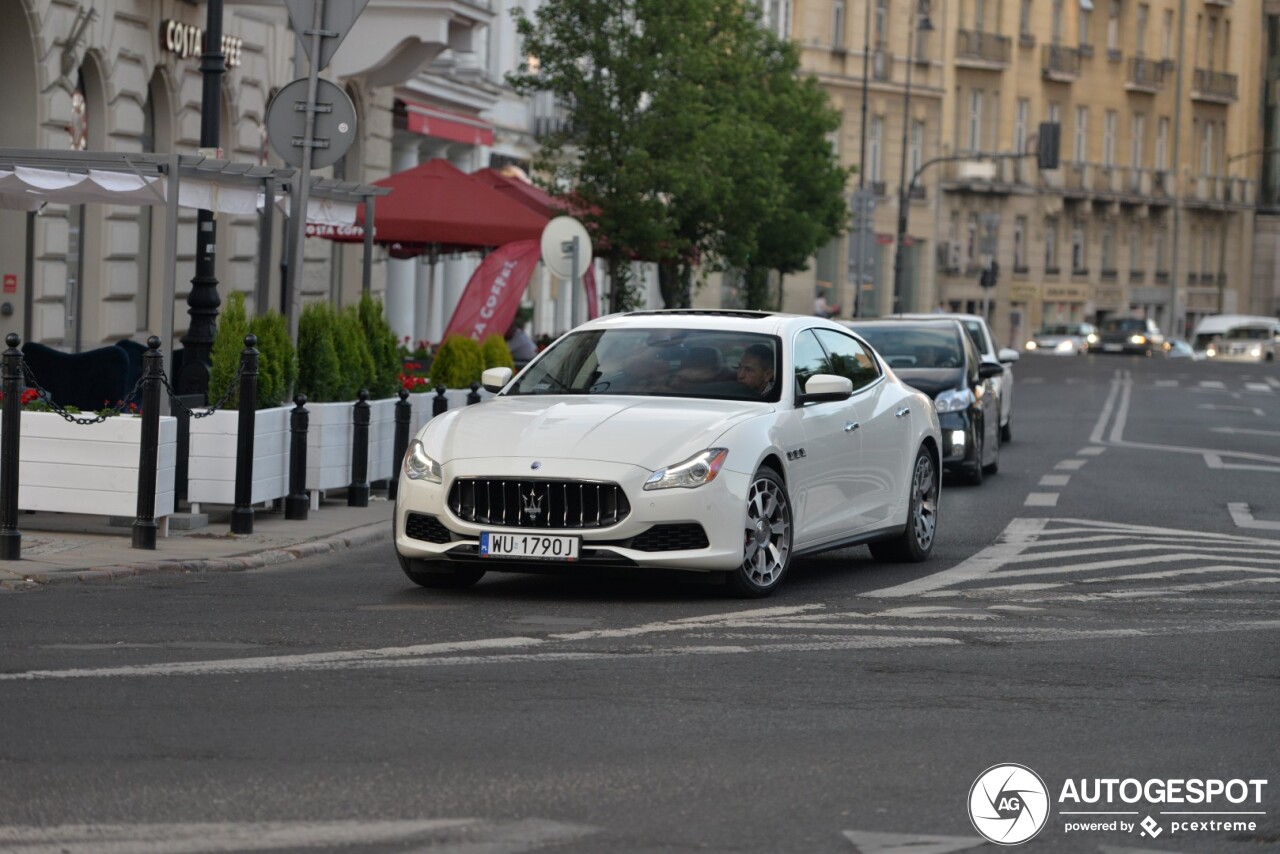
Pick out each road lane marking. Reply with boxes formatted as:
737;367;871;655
1199;380;1227;389
1244;382;1273;392
1055;459;1087;470
1077;446;1106;456
1204;454;1280;474
1196;403;1266;415
1228;503;1280;531
1089;370;1126;445
1211;427;1280;438
1039;475;1071;486
1025;493;1060;507
1155;379;1179;387
864;519;1049;598
842;829;986;853
547;604;825;640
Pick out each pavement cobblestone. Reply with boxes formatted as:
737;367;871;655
0;492;393;591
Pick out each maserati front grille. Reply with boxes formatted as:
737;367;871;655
448;478;631;529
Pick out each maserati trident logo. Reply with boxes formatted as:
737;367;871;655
522;488;544;521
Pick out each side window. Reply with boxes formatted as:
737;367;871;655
814;329;881;391
963;320;989;356
793;330;831;397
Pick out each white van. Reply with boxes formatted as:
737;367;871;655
1191;315;1280;362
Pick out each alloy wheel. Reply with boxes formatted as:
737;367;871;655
740;473;792;589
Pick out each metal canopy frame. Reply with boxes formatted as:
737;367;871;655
0;147;390;377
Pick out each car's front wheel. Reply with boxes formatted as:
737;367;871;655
727;467;793;598
397;552;485;589
869;446;938;563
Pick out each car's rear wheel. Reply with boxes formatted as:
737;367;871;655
397;552;485;589
727;467;793;598
869;447;938;563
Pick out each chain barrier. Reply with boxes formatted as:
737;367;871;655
20;363;149;425
158;364;244;419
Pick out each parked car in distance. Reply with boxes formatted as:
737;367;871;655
1162;338;1203;360
843;317;1002;486
895;312;1018;442
1191;315;1280;363
1097;317;1164;356
1025;322;1098;355
394;310;942;598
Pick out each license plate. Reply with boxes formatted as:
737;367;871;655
480;532;580;561
1103;343;1123;352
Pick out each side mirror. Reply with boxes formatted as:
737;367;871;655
796;374;854;405
481;367;513;394
978;362;1005;380
997;347;1020;364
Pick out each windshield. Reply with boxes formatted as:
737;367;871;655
850;326;964;370
1038;325;1081;336
1101;318;1146;332
507;328;782;402
1224;327;1273;341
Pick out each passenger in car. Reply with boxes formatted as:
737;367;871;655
736;343;776;396
668;347;724;391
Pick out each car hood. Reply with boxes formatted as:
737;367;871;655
423;395;770;471
1033;333;1077;344
891;368;964;400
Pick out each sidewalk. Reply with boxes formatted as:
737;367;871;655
0;492;393;590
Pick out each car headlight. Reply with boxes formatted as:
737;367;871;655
1130;334;1147;345
1026;340;1037;350
1055;340;1074;352
402;440;442;483
1086;333;1099;344
1207;346;1217;357
644;448;728;491
1250;346;1262;357
934;387;975;413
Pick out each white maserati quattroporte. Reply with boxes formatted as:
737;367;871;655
394;310;942;597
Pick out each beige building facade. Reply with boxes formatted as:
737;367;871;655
788;0;1264;346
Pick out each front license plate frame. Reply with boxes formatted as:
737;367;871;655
1102;343;1123;352
480;531;581;561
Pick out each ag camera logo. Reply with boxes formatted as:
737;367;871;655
969;764;1050;845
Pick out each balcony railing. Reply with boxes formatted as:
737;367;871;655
1192;68;1238;102
956;30;1012;67
1126;57;1165;92
1042;44;1081;80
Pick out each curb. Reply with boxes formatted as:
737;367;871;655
0;521;391;591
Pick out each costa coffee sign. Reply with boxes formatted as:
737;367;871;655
160;20;244;68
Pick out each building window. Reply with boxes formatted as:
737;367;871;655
1201;122;1214;175
1136;3;1149;56
1154;229;1166;273
1074;107;1089;164
1048;102;1062;125
875;0;888;47
1020;0;1033;36
763;0;793;38
1079;9;1092;48
1014;216;1027;269
1015;99;1030;154
1156;117;1169;170
1072;219;1087;272
1201;228;1213;276
909;120;924;179
1101;222;1116;272
1103;110;1116;167
1206;16;1217;70
968;90;983;152
1129;223;1144;271
1131;113;1145;168
1162;9;1174;59
967;213;979;264
869;115;883;182
1045;218;1059;270
1107;0;1121;53
833;0;845;48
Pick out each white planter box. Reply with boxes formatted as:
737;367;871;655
186;405;291;507
2;410;177;518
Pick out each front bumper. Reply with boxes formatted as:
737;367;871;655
937;411;978;471
394;456;752;573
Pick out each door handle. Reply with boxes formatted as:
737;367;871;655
895;407;911;418
845;421;860;433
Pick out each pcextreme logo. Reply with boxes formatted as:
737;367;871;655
968;764;1051;845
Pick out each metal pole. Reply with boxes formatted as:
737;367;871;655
853;0;872;318
388;388;410;501
257;175;275;314
179;0;225;398
347;388;370;507
287;0;328;342
286;394;309;520
0;334;23;560
1166;0;1187;337
362;194;375;295
131;337;163;550
568;236;580;328
231;335;259;534
892;10;920;316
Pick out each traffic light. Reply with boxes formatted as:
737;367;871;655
980;261;998;289
1037;122;1061;171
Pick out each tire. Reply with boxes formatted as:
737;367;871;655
984;425;1000;475
869;446;938;563
962;427;984;486
726;467;793;598
397;552;485;589
1001;417;1012;443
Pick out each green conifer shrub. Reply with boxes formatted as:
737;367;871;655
209;290;251;409
428;335;485;388
297;302;343;402
357;293;401;398
480;334;514;370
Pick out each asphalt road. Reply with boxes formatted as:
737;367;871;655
0;352;1277;854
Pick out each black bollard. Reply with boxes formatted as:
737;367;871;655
230;335;259;535
467;381;482;406
348;389;370;508
388;388;410;501
0;333;22;560
432;385;448;416
285;394;309;520
131;337;163;550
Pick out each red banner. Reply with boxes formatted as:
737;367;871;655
443;240;542;342
584;266;600;319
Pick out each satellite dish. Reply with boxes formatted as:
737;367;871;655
540;216;592;279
